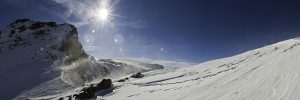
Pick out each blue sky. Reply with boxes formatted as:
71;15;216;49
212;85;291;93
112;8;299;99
1;0;300;62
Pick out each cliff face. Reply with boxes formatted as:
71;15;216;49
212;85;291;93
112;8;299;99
59;24;88;63
0;19;88;64
0;19;89;99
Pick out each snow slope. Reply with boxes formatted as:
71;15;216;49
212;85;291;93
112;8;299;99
97;37;300;100
115;58;195;68
4;19;300;100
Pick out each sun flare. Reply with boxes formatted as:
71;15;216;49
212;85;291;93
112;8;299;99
98;8;109;20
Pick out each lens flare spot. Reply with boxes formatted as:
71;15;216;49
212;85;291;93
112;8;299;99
114;34;124;44
84;34;95;45
160;48;165;52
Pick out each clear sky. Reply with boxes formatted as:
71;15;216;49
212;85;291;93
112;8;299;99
1;0;300;62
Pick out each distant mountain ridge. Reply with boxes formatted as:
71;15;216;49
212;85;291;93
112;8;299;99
115;58;195;68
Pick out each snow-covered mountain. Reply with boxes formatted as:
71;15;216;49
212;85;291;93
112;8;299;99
3;19;300;100
0;19;164;99
0;19;89;99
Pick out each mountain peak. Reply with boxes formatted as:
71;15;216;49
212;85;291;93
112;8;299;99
0;19;87;62
0;19;164;99
0;19;88;99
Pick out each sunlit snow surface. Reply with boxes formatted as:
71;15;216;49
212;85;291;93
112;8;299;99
96;38;300;100
21;37;300;100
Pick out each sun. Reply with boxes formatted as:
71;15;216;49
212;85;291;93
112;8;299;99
98;8;109;21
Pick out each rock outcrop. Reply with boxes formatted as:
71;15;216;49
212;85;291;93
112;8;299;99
0;19;88;99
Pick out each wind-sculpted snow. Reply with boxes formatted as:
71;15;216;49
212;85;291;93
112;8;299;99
60;57;109;86
60;58;164;87
95;38;300;100
116;58;195;68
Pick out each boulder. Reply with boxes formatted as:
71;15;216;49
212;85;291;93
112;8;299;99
130;72;144;78
74;79;112;99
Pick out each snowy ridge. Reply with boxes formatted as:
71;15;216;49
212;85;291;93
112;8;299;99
96;38;300;100
115;58;195;68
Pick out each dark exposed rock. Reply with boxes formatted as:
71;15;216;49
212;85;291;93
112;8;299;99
58;97;64;100
117;79;126;82
274;47;279;51
74;79;112;99
59;25;88;64
10;19;32;26
46;22;57;27
67;95;72;100
14;19;31;23
46;52;59;61
117;77;129;82
32;30;49;39
16;25;27;32
8;30;15;37
14;36;24;43
29;22;45;30
131;72;144;78
96;79;112;90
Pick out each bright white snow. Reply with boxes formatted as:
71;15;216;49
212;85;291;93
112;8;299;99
96;38;300;100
